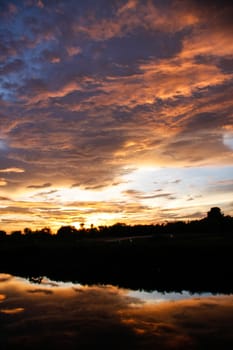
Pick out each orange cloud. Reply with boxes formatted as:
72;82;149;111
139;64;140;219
37;0;44;9
66;46;82;57
0;167;25;173
0;307;24;314
21;81;82;105
181;29;233;59
0;178;7;186
74;0;199;41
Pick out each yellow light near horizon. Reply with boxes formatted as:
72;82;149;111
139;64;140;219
85;212;124;227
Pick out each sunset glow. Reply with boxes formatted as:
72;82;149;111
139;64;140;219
0;0;232;232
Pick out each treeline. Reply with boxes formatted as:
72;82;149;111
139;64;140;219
0;207;233;241
0;207;233;293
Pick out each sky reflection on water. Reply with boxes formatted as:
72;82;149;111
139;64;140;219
0;274;233;350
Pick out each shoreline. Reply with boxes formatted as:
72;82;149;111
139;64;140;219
0;234;232;293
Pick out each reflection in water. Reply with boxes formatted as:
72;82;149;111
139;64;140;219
0;274;233;349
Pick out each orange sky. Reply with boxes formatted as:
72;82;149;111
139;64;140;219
0;0;233;232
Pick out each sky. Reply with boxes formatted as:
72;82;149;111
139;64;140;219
0;0;233;232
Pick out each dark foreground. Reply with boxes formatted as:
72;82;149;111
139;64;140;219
0;232;232;293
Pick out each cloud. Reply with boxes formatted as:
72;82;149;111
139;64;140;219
72;0;199;41
27;183;52;189
161;138;232;166
0;178;7;186
0;206;33;215
66;46;82;57
123;189;174;200
27;289;53;295
0;196;12;201
0;168;25;173
0;0;232;229
0;307;24;314
41;49;61;64
185;0;233;32
0;59;24;76
33;190;58;197
206;179;233;194
37;0;44;9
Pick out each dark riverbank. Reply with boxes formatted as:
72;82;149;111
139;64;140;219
0;232;232;293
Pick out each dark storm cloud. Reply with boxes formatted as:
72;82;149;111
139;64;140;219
186;0;233;31
182;112;232;133
0;59;25;76
101;28;183;65
16;78;49;100
218;57;233;74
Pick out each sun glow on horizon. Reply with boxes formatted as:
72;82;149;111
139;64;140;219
0;162;233;233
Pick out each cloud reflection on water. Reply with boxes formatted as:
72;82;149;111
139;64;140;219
0;274;232;349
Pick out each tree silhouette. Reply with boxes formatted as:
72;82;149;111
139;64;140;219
57;225;78;238
24;227;32;235
207;207;224;221
0;230;6;239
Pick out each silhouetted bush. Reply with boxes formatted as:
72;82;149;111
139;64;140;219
0;230;6;239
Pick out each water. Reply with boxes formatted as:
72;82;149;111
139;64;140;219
0;273;233;349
